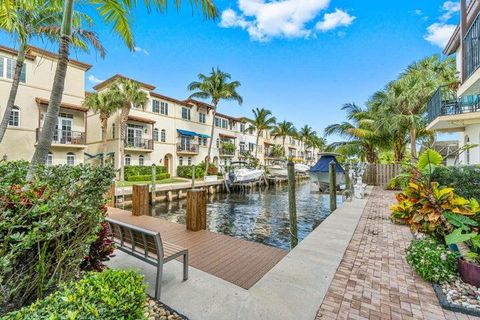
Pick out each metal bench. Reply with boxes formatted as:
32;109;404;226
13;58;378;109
105;217;189;300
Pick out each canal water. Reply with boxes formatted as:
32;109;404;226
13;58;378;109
148;182;343;250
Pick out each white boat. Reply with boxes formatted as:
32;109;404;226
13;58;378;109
308;153;345;192
268;164;288;177
228;162;265;183
294;163;310;173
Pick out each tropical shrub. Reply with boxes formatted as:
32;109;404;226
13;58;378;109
126;173;170;182
3;269;147;320
177;165;205;179
0;162;115;314
124;165;167;181
221;142;235;154
406;237;458;283
80;221;115;272
432;166;480;201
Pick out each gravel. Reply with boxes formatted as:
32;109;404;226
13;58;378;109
442;279;480;310
144;297;187;320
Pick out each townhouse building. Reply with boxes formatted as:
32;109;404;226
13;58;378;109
0;45;91;165
426;0;480;165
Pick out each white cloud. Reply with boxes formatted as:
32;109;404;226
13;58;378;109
424;23;456;48
219;0;355;41
88;75;104;84
440;1;460;22
316;9;355;32
413;9;423;16
134;46;150;55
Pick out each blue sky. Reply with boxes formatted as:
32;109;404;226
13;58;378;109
0;1;461;142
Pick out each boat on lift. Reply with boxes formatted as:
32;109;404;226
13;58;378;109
267;160;288;177
228;161;265;184
294;163;310;174
309;152;345;192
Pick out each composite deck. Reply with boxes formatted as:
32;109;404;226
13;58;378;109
108;207;287;289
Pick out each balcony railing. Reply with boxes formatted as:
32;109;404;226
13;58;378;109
124;137;153;150
219;148;236;157
427;86;480;122
177;143;199;154
464;11;480;81
36;129;86;145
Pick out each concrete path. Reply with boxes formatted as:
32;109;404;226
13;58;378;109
108;187;372;320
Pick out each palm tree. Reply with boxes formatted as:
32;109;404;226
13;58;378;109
26;0;217;178
188;68;243;175
249;108;276;160
0;0;104;143
298;125;317;158
110;78;148;180
82;90;122;165
271;121;296;157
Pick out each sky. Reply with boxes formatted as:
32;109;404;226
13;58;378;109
0;0;462;142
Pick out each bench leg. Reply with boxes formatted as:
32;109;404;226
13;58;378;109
155;263;163;300
183;252;189;281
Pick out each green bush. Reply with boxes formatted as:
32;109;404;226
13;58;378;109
0;162;115;314
432;165;480;201
126;173;170;182
177;165;205;179
3;269;147;320
124;165;167;180
405;237;458;283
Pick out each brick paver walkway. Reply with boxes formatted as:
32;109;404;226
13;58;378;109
315;187;480;320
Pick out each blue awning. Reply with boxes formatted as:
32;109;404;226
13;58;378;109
198;133;210;138
177;129;198;137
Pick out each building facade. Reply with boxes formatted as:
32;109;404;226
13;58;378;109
426;0;480;165
0;45;322;175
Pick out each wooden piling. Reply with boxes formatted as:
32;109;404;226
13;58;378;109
186;189;207;231
329;161;337;212
132;184;150;216
287;162;298;249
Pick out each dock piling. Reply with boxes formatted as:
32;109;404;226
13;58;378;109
287;162;298;249
329;161;337;212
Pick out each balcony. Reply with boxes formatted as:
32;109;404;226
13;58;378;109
124;138;154;151
177;143;199;155
219;147;236;157
464;11;480;82
36;129;86;147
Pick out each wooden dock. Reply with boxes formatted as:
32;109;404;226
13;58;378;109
108;207;287;289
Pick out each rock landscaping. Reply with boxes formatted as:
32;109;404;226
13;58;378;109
144;297;187;320
442;279;480;310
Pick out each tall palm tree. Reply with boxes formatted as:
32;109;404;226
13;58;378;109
298;125;317;158
110;78;148;180
27;0;217;178
82;90;122;165
188;68;243;175
0;0;104;143
249;108;276;160
271;121;296;157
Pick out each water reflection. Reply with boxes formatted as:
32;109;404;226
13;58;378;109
149;183;342;251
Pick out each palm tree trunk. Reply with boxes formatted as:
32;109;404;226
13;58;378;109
255;133;260;160
101;114;108;166
282;136;286;158
205;109;216;176
410;126;417;160
28;1;74;179
119;103;130;181
0;41;27;143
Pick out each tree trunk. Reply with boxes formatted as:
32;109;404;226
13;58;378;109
410;126;417;160
255;133;260;160
283;136;286;158
204;103;217;176
0;41;27;143
119;102;131;181
100;113;108;166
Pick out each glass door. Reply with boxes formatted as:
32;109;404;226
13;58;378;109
127;125;143;147
181;136;191;151
56;116;72;143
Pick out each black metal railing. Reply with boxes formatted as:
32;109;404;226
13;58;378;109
464;11;480;81
177;143;199;153
427;85;480;122
219;148;236;156
37;129;86;145
124;138;153;150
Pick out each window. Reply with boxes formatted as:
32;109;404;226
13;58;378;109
199;112;206;124
203;137;208;146
66;152;75;166
188;157;192;166
1;56;26;83
181;107;191;120
8;106;19;127
139;155;144;166
46;152;53;166
221;119;227;129
152;100;160;113
216;138;220;148
153;128;159;141
112;123;115;139
215;117;221;127
125;154;131;166
240;124;245;133
248;143;255;152
161;129;166;142
179;156;183;166
240;142;246;153
161;102;168;115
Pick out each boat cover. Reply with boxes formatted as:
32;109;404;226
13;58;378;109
309;154;344;173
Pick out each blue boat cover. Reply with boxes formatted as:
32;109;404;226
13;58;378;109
177;129;198;137
309;154;344;173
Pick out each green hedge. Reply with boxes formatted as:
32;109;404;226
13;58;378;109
432;165;480;201
177;165;205;179
3;269;146;320
127;173;170;182
124;165;167;180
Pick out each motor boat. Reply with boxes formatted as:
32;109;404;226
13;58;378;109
267;161;288;177
294;163;310;174
309;153;345;192
228;162;265;184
